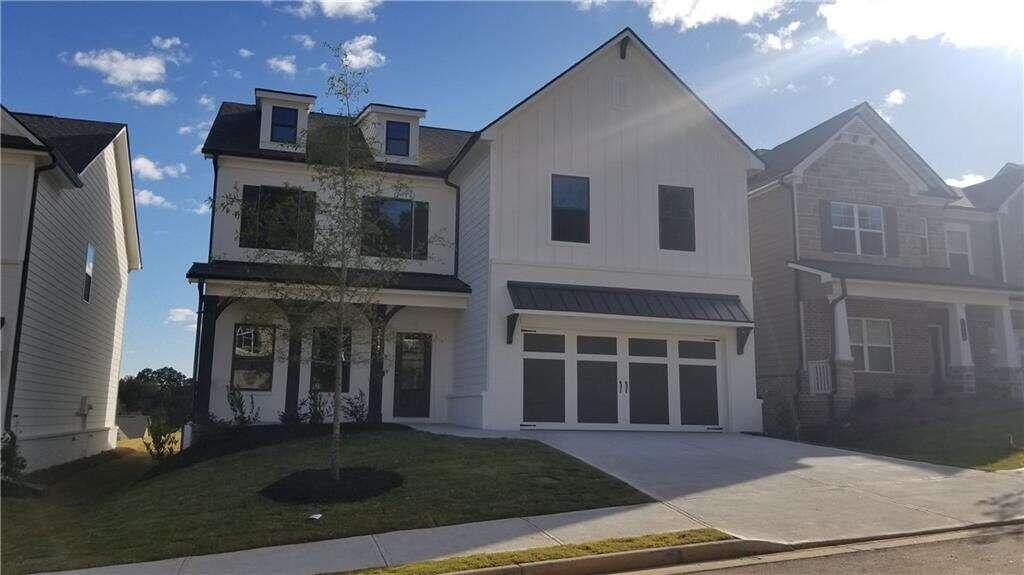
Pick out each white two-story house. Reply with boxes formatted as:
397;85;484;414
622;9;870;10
189;28;765;433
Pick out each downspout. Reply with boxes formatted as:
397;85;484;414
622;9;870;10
445;176;461;277
207;155;219;261
191;283;205;382
785;179;804;436
5;157;58;432
828;277;849;438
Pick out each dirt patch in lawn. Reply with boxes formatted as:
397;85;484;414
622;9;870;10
262;467;404;503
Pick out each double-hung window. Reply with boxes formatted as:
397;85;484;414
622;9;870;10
271;106;298;144
831;202;884;255
231;324;275;390
240;185;317;251
658;185;695;252
551;174;590;244
310;328;351;393
909;216;929;256
945;224;972;275
361;197;429;260
385;121;410;156
848;318;894;373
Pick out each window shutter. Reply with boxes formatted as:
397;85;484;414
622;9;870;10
240;185;261;247
297;190;317;250
884;207;900;257
819;199;833;252
413;201;429;260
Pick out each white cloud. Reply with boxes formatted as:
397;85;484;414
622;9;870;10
151;36;182;50
191;142;204;155
238;48;254;58
73;85;92;96
342;35;386;70
293;34;316;49
122;88;176;106
191;200;211;215
198;94;215;110
177;119;212;138
746;20;801;53
72;49;166;86
822;74;835;87
284;0;381;21
819;0;1024;52
644;0;784;31
785;82;799;93
804;35;822;46
572;0;608;9
135;189;176;209
753;74;772;89
267;55;297;75
309;62;332;75
178;125;195;135
884;88;906;106
132;156;187;180
944;173;986;188
228;69;243;79
166;308;197;324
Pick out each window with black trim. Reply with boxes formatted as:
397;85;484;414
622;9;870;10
271;106;298;144
385;121;410;156
239;185;316;251
231;324;275;390
659;185;695;251
82;243;95;302
551;174;589;243
831;202;884;256
311;327;351;393
360;197;428;260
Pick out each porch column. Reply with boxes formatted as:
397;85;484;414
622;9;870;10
194;295;219;418
283;314;306;420
830;296;855;420
946;302;976;393
992;306;1024;400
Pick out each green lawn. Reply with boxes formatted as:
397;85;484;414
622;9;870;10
834;404;1024;471
339;529;731;575
1;427;650;575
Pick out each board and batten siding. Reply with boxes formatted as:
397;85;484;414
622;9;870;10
450;149;490;427
11;140;129;469
487;45;752;280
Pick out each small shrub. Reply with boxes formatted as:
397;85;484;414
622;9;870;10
143;411;180;460
341;389;368;423
892;380;915;403
278;407;309;427
226;385;262;426
852;389;881;413
1;431;27;480
303;387;334;425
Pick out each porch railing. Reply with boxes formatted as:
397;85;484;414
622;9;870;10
809;360;832;395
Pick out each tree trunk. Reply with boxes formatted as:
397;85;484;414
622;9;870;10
331;307;345;482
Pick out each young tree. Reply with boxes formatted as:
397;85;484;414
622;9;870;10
216;44;442;481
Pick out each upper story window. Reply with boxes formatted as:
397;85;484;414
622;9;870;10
385;121;410;156
658;185;695;252
239;185;316;251
361;197;428;260
946;224;972;275
82;243;95;302
909;216;929;256
270;106;299;144
830;202;884;256
231;324;275;391
551;174;590;244
311;327;351;393
849;318;894;373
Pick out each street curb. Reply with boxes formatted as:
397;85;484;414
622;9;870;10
445;519;1024;575
445;540;790;575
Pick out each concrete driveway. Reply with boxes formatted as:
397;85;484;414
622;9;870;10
525;430;1023;544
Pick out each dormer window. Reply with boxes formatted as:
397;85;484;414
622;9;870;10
271;106;298;144
386;121;410;156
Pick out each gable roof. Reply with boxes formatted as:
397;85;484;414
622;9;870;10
961;162;1024;211
202;102;473;178
472;27;762;170
748;102;956;198
10;111;125;174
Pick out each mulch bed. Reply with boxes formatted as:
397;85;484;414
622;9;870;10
260;467;405;504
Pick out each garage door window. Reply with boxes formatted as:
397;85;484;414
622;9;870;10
523;333;566;423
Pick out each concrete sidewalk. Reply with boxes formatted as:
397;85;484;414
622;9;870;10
45;502;705;575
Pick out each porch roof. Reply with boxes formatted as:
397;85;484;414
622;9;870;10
791;259;1022;292
507;281;752;324
187;260;471;293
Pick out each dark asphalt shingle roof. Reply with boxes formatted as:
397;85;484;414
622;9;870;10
794;259;1022;292
961;163;1023;212
507;281;753;324
202;102;474;178
187;260;471;293
748;103;954;199
10;112;125;173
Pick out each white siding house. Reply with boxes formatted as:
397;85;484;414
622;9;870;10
190;29;765;434
1;107;141;470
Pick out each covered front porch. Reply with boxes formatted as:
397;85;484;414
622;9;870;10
187;261;470;427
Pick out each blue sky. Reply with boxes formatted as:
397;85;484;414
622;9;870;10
2;1;1021;377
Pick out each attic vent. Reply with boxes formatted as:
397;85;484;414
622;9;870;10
612;76;630;109
619;36;631;59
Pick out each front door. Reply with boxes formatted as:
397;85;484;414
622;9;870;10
394;333;431;418
928;325;945;395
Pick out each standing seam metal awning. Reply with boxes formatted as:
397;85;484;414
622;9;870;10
507;281;752;324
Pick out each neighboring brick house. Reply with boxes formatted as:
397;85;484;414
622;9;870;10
747;103;1023;436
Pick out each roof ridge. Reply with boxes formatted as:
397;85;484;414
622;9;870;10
11;110;126;127
763;102;861;153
